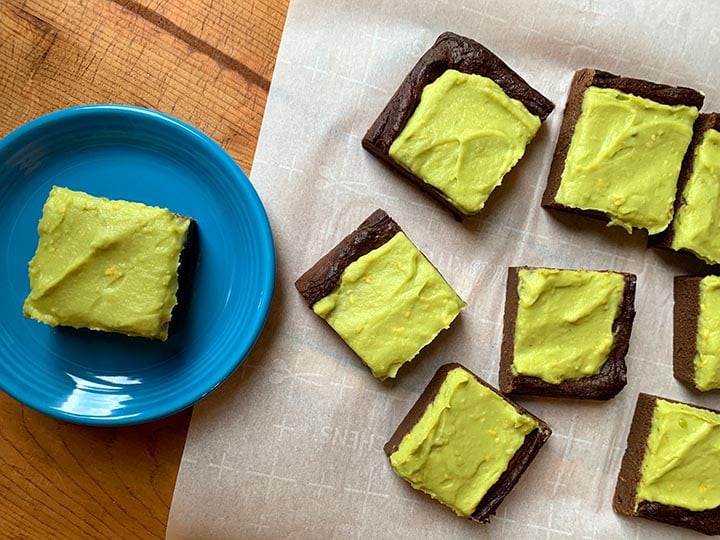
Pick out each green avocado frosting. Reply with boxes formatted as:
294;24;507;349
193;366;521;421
672;129;720;263
312;232;464;379
23;186;191;340
512;268;625;384
693;276;720;391
555;87;698;234
388;69;541;215
389;367;537;516
636;399;720;511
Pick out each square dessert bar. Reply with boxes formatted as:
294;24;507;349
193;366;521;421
295;209;464;380
674;275;720;392
652;114;720;263
543;68;704;234
23;186;195;341
613;393;720;535
385;363;551;522
363;32;554;219
499;267;636;400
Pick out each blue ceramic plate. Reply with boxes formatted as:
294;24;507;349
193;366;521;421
0;105;274;426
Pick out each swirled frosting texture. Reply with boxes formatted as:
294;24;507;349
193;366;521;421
637;399;720;511
313;232;464;379
512;268;625;384
672;129;720;263
389;367;537;516
389;69;541;215
556;87;697;234
23;186;190;340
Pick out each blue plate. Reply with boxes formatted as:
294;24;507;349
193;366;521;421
0;105;275;426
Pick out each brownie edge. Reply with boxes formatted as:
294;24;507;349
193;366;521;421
542;69;596;211
673;276;703;389
294;209;401;307
499;267;636;400
613;393;720;535
363;32;554;220
385;362;552;523
168;217;199;338
613;393;656;519
651;114;720;253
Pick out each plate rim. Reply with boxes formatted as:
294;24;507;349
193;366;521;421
0;104;276;426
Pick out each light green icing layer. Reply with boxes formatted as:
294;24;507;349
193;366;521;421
23;186;191;340
512;268;625;384
556;87;698;234
637;399;720;511
388;69;541;215
312;232;464;379
389;367;537;516
694;276;720;391
672;129;720;263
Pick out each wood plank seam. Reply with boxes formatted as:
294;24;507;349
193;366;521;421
109;0;272;92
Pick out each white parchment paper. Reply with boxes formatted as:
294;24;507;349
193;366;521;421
167;1;720;537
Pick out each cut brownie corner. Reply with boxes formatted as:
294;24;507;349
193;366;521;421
294;209;400;307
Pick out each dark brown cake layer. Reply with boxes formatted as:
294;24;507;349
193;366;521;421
384;362;552;523
651;114;720;252
498;267;636;400
613;393;655;520
362;32;554;220
294;209;401;306
613;393;720;535
542;68;705;224
673;276;704;390
168;217;199;338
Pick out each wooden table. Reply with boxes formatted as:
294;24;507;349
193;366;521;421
0;1;288;537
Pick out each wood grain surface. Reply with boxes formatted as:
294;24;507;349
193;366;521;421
0;0;289;537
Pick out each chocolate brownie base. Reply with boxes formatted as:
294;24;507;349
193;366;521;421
542;68;705;224
362;32;554;220
651;114;720;252
673;276;704;390
385;362;552;523
168;217;199;337
498;267;636;400
613;393;720;535
294;209;401;307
